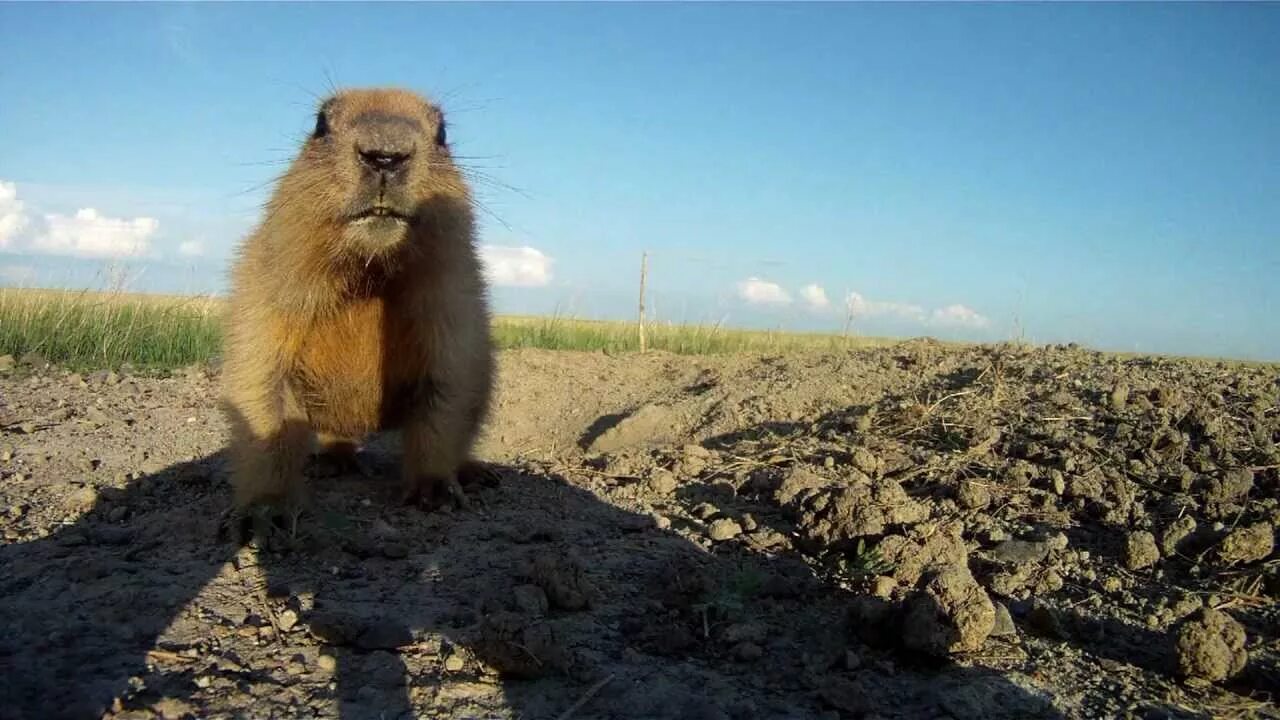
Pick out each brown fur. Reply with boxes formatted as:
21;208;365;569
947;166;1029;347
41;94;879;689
220;87;494;516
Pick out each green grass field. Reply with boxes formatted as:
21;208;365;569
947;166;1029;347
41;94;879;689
0;287;893;370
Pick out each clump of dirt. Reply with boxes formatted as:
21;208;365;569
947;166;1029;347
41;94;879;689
902;565;996;655
1175;608;1249;682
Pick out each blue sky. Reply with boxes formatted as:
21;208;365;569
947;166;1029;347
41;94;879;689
1;3;1277;360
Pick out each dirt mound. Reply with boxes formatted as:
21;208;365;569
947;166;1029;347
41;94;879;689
1;343;1277;719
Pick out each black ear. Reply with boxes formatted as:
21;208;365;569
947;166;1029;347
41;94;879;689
313;99;335;139
434;118;447;147
313;109;330;139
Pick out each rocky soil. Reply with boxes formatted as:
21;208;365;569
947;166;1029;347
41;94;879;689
0;341;1277;719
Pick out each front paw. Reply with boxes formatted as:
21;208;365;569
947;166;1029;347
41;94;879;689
219;500;305;550
400;473;471;512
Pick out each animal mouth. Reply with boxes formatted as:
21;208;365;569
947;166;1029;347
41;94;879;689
349;206;412;225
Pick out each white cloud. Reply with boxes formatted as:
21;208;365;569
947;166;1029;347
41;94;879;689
478;245;553;287
799;283;830;311
0;181;159;259
737;277;792;305
0;181;30;249
843;291;926;321
177;240;204;257
930;304;991;328
31;209;157;259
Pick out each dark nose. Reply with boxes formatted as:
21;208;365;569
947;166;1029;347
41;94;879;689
358;148;410;173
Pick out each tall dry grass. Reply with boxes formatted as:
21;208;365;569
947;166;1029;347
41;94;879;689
0;288;892;370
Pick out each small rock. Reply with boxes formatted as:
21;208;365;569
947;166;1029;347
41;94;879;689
1208;469;1254;507
850;448;880;476
1218;522;1274;565
528;551;595;610
1109;383;1130;410
708;518;744;542
989;539;1052;565
1051;472;1066;495
990;602;1017;637
870;576;897;599
443;654;466;672
732;642;763;662
1161;516;1198;556
692;502;719;520
0;354;14;372
647;469;678;495
513;584;550;615
277;609;299;632
682;444;710;459
1175;609;1248;682
317;654;338;672
843;650;862;671
380;542;409;560
1124;531;1161;570
956;480;990;510
652;514;672;530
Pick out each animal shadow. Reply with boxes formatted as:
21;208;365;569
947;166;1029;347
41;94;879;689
0;431;1067;720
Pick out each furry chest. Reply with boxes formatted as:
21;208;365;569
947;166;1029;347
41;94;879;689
289;300;427;435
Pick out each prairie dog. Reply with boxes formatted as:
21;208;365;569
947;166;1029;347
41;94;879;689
221;87;494;533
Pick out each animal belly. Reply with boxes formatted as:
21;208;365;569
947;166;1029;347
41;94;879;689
291;302;389;438
296;370;383;438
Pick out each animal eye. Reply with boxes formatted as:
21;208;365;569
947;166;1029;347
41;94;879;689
434;120;447;147
313;110;330;139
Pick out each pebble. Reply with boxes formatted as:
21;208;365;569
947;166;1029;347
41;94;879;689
1124;531;1161;570
317;654;338;672
651;513;672;530
513;584;550;615
1218;522;1274;565
871;576;896;599
277;609;299;632
693;502;719;520
380;542;409;560
732;642;763;662
443;654;466;672
708;518;744;542
990;539;1052;565
647;469;678;495
957;479;991;510
991;603;1017;637
850;447;879;475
